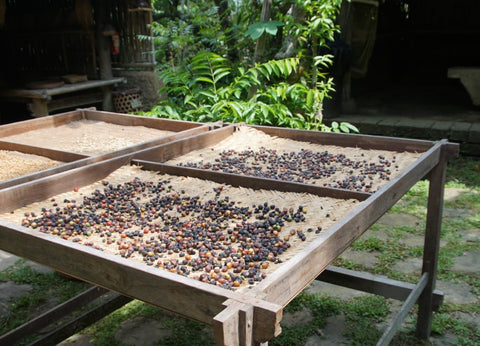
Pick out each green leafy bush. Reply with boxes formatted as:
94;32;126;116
141;51;357;132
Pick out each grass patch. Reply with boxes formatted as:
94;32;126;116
0;262;89;337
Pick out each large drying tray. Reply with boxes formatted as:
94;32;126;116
0;128;458;345
0;108;211;190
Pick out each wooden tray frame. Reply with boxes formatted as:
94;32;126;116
0;125;459;345
0;108;214;190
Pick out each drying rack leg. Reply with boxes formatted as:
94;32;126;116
416;146;447;339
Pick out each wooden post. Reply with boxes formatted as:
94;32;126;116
213;299;281;345
416;142;447;339
94;0;114;111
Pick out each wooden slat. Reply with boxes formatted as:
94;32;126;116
251;142;443;306
45;91;104;112
132;125;235;162
83;109;203;131
316;266;443;310
135;161;371;201
0;110;82;137
0;79;125;99
29;293;132;346
251;124;436;153
0;221;281;332
0;155;130;213
0;141;87;162
0;286;108;345
378;273;429;346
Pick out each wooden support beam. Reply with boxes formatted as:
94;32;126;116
378;273;429;346
213;299;281;345
316;266;443;310
0;286;108;345
416;141;449;339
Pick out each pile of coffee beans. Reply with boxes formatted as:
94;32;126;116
21;178;319;289
178;148;397;192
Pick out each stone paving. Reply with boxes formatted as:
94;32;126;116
0;185;479;345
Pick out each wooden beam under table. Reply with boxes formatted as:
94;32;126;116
316;266;443;310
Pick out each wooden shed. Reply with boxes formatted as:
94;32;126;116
334;0;480;114
0;0;157;121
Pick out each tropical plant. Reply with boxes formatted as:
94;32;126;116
143;0;358;133
141;50;357;132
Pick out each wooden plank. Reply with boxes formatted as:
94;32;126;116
213;301;242;346
134;162;371;201
0;141;87;162
132;126;235;162
378;273;429;346
251;124;436;153
416;141;449;339
214;299;281;345
0;155;130;213
0;222;281;330
0;79;125;99
46;91;104;113
28;293;131;346
251;143;443;306
0;110;82;137
0;286;108;345
83;109;204;131
316;266;443;310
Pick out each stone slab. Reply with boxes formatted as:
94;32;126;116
305;280;369;299
340;249;379;267
282;309;314;328
451;251;480;274
316;314;348;346
450;122;472;142
436;280;479;305
377;213;422;227
114;316;173;346
0;281;32;315
468;122;480;143
392;257;422;275
457;229;480;242
443;187;471;201
0;250;23;272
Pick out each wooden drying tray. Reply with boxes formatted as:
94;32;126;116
0;127;459;345
0;108;213;190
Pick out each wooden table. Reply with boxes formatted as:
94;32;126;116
0;78;125;116
0;124;459;345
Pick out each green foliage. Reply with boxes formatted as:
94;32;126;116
143;0;357;132
142;50;356;132
245;20;284;40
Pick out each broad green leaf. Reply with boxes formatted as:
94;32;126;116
195;77;214;84
306;90;314;109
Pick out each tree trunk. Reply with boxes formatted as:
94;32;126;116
252;0;272;63
275;3;305;59
214;0;238;61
